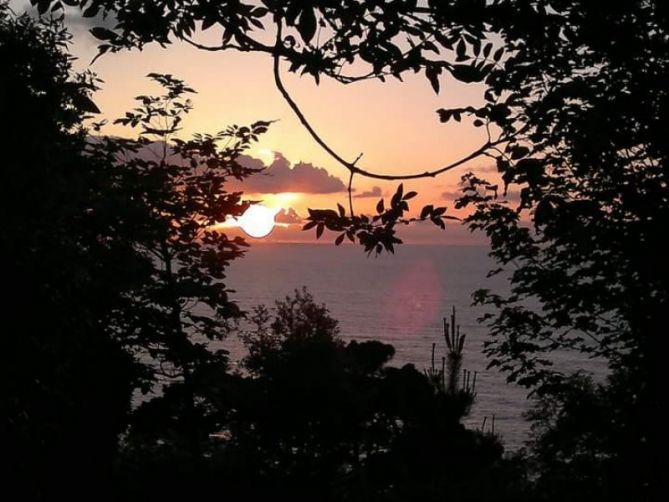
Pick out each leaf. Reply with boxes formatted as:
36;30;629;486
483;43;492;58
90;27;116;41
72;94;101;114
451;65;484;83
337;203;345;217
420;205;434;219
403;191;417;200
335;233;345;246
316;223;324;239
437;109;451;122
298;8;317;43
391;183;404;208
36;0;51;15
534;198;554;226
510;146;530;160
425;65;441;94
456;39;467;61
376;198;385;213
202;17;217;30
82;5;100;18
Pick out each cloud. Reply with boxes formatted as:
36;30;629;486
441;190;464;200
275;208;303;224
353;186;383;198
99;141;345;194
476;164;498;173
235;153;347;194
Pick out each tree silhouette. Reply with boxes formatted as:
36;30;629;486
455;5;665;499
95;73;274;473
1;5;145;497
53;4;663;496
17;1;666;498
2;7;273;496
212;290;523;501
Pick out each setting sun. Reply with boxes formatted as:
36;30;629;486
236;204;281;238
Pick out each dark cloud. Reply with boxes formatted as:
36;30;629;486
275;208;303;224
353;186;382;198
94;140;345;194
235;153;347;194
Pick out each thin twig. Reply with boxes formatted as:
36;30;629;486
348;152;363;216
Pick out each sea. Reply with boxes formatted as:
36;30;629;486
222;242;607;451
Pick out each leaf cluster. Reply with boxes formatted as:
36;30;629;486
302;183;455;254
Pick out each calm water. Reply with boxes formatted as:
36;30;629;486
222;243;605;450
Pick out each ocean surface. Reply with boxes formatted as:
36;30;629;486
222;242;606;451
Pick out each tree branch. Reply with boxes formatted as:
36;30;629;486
273;20;506;183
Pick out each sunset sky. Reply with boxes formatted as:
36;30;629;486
17;1;502;244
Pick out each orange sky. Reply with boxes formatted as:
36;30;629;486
16;2;503;244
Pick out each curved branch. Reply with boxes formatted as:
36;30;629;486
183;37;244;52
273;21;506;182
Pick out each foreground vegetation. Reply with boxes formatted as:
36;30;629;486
3;3;662;500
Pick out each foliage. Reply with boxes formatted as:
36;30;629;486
303;183;455;254
219;289;521;501
98;73;273;463
521;370;657;502
37;0;499;88
424;307;477;418
1;4;143;496
113;289;526;500
16;0;667;498
451;3;666;499
2;5;272;494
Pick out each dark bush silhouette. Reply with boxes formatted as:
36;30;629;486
215;290;523;501
1;7;144;497
11;1;666;499
2;7;268;498
112;290;527;500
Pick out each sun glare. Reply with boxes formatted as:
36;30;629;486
237;204;281;238
255;147;275;165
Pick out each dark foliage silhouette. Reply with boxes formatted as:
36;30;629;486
206;290;524;500
521;371;654;502
53;2;664;497
11;1;666;499
455;4;665;499
1;6;143;497
111;290;527;501
98;72;271;464
2;7;269;497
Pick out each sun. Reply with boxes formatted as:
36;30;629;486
237;204;280;238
